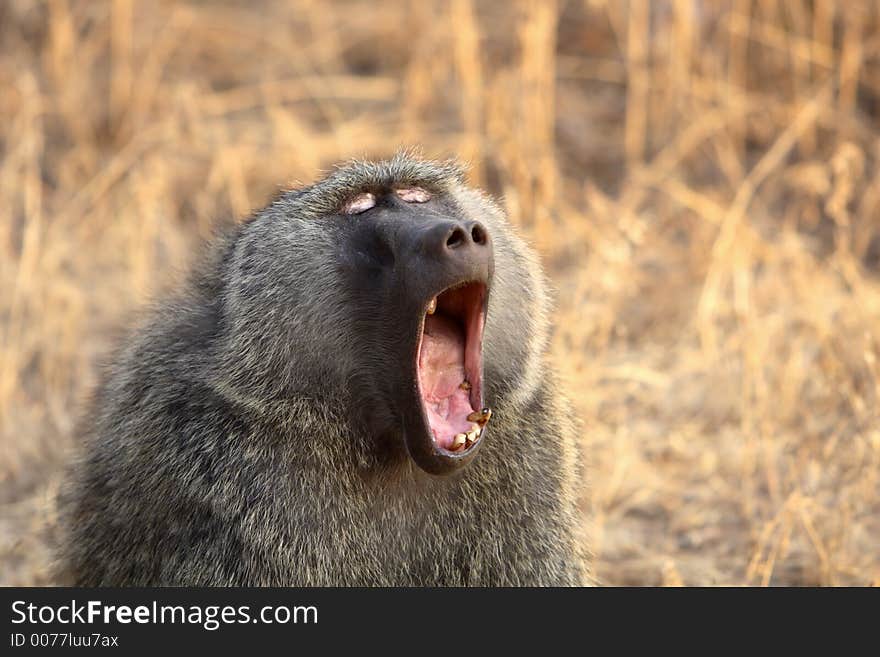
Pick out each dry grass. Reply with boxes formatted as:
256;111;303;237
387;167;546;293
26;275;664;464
2;0;880;586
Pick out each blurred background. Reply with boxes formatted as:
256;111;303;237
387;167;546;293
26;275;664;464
2;0;880;586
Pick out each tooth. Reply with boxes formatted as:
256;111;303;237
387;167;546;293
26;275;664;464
451;433;466;450
459;381;471;391
466;429;479;444
427;297;437;315
467;407;492;426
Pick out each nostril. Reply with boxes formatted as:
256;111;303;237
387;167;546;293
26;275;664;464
471;224;487;245
446;227;467;249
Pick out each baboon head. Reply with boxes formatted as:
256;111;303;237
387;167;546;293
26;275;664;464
215;154;546;475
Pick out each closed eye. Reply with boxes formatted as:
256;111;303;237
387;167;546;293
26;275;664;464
343;192;376;215
396;188;431;203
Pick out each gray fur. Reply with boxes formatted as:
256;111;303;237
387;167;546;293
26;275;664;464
57;154;589;586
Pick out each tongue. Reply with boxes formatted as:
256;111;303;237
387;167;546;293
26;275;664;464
418;314;475;449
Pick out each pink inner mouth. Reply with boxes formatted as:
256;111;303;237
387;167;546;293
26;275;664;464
416;283;485;451
419;314;477;448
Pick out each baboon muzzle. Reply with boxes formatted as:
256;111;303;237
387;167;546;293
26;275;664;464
398;215;494;475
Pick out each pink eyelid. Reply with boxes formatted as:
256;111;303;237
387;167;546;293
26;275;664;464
396;188;431;203
342;193;376;215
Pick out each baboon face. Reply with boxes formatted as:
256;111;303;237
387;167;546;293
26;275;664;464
224;169;500;475
335;187;495;474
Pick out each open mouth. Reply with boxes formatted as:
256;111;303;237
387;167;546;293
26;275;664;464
415;281;490;456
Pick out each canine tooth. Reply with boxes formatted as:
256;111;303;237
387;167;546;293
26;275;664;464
459;381;471;391
451;433;466;450
427;297;437;315
467;407;492;426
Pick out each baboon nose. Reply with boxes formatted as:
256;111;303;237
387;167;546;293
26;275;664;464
415;219;492;272
441;220;490;252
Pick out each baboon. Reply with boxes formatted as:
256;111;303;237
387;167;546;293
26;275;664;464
57;153;588;586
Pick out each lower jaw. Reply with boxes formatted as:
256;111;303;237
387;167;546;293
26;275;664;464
403;422;486;475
